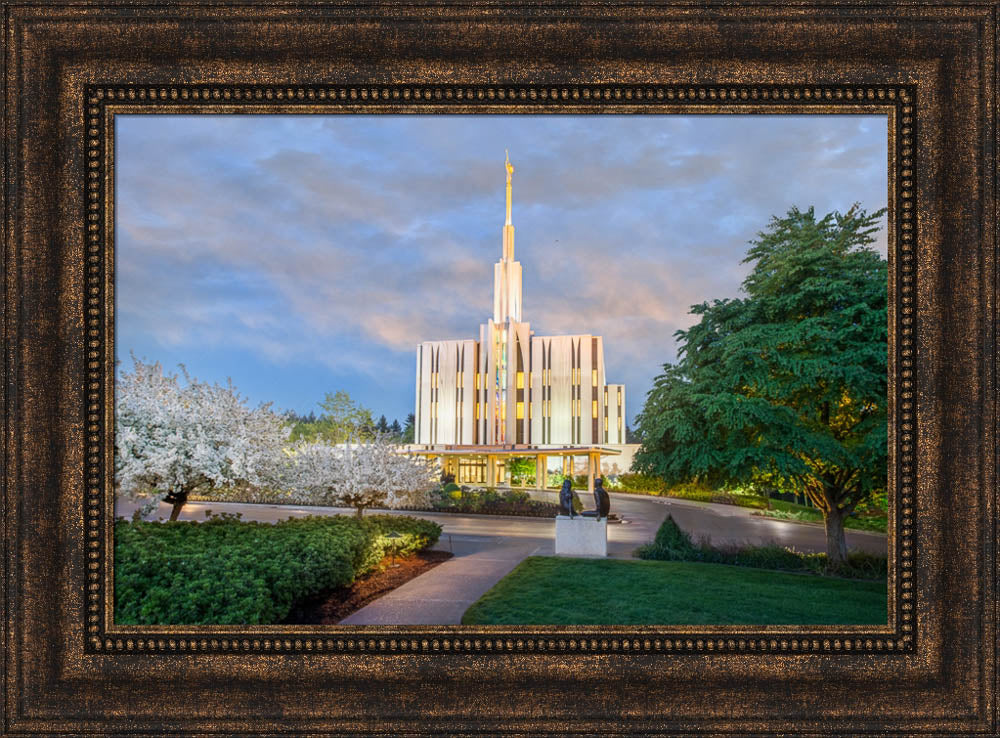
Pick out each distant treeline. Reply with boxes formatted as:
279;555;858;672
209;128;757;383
285;390;414;444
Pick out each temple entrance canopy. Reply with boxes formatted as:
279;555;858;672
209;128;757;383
406;444;621;496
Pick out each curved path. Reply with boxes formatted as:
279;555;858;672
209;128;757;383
116;494;886;625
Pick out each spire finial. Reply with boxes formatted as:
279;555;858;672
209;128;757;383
504;150;514;226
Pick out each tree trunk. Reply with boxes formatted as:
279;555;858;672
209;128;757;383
167;489;189;521
355;506;364;520
168;498;185;521
823;506;848;565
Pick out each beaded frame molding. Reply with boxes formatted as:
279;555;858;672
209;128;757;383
86;84;914;658
5;3;997;736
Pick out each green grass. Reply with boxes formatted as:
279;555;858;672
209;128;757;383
753;499;888;533
461;556;887;626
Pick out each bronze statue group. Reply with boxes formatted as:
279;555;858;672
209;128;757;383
559;477;611;521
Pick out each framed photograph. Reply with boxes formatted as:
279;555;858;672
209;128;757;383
3;3;997;736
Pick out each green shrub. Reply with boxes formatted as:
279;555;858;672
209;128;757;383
617;473;668;494
636;515;886;580
115;513;441;625
421;487;561;517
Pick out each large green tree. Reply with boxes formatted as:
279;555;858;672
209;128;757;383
290;390;376;444
635;205;888;563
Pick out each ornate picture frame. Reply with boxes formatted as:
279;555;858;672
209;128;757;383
3;3;996;735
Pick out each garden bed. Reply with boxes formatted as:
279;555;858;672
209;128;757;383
635;515;887;580
282;549;453;624
114;513;441;624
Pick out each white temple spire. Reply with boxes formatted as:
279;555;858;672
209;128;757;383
494;151;521;323
504;149;514;227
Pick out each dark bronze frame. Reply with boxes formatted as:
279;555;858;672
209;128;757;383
3;4;997;736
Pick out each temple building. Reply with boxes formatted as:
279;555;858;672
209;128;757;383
409;154;633;490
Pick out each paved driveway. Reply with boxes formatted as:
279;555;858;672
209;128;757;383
116;494;886;625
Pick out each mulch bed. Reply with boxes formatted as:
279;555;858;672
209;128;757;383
282;549;454;624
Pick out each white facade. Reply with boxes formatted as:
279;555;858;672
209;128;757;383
415;153;626;450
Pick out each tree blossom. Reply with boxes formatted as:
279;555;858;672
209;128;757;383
288;434;437;518
115;357;292;520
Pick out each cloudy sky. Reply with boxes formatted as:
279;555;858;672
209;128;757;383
116;114;888;427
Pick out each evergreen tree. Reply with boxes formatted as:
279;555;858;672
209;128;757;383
402;413;416;444
376;414;390;434
389;419;403;439
635;205;887;563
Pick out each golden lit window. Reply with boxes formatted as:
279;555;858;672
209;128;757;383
516;372;524;389
516;402;524;419
475;403;479;419
592;369;598;386
604;416;609;431
592;400;598;418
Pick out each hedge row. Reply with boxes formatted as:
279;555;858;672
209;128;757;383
635;515;887;580
115;513;441;625
426;487;575;517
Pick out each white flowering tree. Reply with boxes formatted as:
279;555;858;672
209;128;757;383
115;357;292;521
288;434;436;518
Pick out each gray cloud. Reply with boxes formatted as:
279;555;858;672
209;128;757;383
116;114;888;421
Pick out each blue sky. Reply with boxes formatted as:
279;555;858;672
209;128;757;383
115;114;888;427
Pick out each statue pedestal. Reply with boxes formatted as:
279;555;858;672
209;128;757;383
554;515;608;557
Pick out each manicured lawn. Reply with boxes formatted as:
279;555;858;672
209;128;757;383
613;484;888;534
753;499;888;533
461;556;887;626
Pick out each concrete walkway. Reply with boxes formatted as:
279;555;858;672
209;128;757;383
115;494;887;625
340;537;545;625
340;494;674;625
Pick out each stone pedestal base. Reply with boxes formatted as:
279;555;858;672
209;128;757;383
554;515;608;557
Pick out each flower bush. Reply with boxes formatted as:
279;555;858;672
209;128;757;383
285;435;437;518
115;357;291;520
